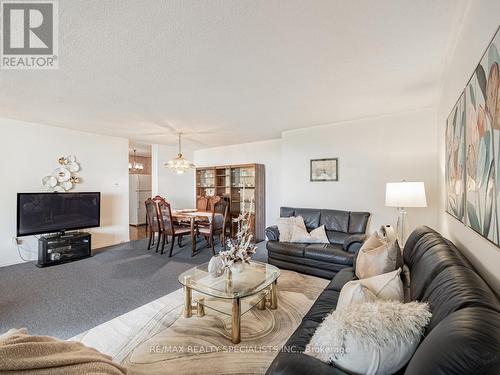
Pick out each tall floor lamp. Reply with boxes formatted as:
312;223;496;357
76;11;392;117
385;181;427;247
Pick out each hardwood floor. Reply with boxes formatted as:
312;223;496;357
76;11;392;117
129;225;148;240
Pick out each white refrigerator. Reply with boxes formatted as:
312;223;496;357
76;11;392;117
129;174;152;225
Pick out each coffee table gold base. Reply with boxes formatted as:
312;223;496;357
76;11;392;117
232;298;241;344
183;285;192;318
257;292;267;310
182;278;279;344
270;280;278;309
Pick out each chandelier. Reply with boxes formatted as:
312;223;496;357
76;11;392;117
165;133;195;174
129;149;144;171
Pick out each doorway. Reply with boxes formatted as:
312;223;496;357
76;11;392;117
129;143;152;241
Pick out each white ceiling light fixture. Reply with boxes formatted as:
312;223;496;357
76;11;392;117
165;133;195;174
129;149;144;171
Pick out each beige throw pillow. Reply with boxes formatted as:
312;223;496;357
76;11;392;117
276;216;306;242
290;223;329;244
361;268;404;302
356;231;402;279
337;268;404;310
336;282;378;310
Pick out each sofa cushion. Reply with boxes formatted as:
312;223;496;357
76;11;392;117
320;209;349;232
280;206;296;217
405;307;500;375
295;208;321;229
302;289;340;322
304;244;354;265
421;265;500;332
405;231;474;301
266;352;350;375
267;241;306;257
348;211;370;233
325;267;356;292
325;230;349;245
267;257;345;280
282;319;320;353
268;252;349;274
403;227;471;270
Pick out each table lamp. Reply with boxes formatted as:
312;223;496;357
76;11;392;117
385;181;427;247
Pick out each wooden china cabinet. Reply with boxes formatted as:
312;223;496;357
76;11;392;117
195;164;265;242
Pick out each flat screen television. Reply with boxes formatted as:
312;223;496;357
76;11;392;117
17;192;101;237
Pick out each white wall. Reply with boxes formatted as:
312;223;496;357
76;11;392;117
155;145;196;209
193;111;438;233
281;108;438;233
0;119;130;267
437;0;500;293
194;139;282;227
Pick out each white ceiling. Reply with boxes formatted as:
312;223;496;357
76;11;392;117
129;141;151;157
0;0;465;149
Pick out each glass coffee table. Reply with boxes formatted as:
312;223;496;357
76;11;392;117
178;261;280;344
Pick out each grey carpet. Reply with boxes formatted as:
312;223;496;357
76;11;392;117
0;237;268;339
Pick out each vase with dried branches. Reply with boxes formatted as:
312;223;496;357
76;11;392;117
208;201;257;276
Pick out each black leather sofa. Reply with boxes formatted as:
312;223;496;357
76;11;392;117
266;207;370;279
266;226;500;375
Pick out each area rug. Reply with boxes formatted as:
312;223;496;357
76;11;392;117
71;270;328;375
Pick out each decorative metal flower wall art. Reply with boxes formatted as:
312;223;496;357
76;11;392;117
42;155;81;192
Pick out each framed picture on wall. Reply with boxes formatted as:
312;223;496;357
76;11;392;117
463;25;500;245
445;91;466;222
310;158;338;182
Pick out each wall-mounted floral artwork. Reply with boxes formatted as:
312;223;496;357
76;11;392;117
445;92;466;221
465;27;500;244
449;25;500;246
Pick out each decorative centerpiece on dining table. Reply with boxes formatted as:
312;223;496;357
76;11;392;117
208;207;257;277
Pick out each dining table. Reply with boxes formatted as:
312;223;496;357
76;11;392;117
171;209;222;256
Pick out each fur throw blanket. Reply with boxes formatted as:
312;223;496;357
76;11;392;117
0;328;126;374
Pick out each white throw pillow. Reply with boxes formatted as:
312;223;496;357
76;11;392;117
306;300;432;375
356;231;402;279
361;268;404;302
276;216;306;242
290;223;329;244
337;268;404;310
336;282;378;310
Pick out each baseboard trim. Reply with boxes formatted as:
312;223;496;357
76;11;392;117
0;258;27;268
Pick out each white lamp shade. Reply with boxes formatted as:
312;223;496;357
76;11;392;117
385;182;427;208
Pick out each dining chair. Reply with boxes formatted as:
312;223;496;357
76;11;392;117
196;195;219;233
197;196;228;255
196;196;209;211
156;197;192;256
197;195;216;228
145;198;161;252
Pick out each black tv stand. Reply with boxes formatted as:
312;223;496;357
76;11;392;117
37;232;92;267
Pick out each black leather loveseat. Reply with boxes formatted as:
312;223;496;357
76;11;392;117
266;207;370;279
266;226;500;375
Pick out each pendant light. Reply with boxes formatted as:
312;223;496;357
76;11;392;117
129;149;144;171
165;133;195;174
